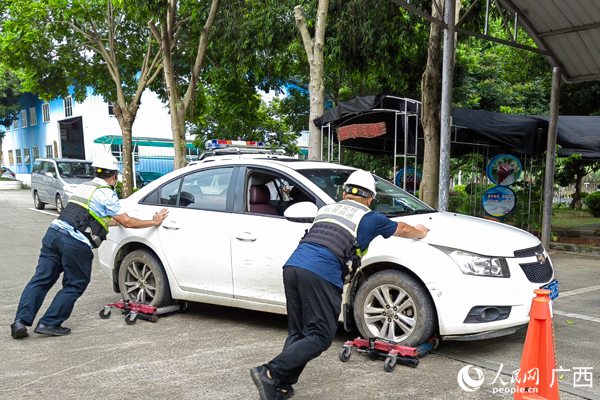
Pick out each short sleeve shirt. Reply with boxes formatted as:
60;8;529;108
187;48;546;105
284;211;397;288
51;178;123;248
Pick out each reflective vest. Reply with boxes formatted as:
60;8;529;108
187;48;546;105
300;199;371;282
58;181;112;248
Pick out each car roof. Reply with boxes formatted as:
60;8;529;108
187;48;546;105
35;158;91;163
188;156;356;172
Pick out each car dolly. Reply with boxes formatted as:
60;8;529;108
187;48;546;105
99;300;188;325
339;336;440;372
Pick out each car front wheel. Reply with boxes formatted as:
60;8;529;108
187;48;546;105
55;195;64;214
34;191;45;210
118;249;173;307
353;270;436;347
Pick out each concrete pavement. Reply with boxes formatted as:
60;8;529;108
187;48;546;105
1;189;598;400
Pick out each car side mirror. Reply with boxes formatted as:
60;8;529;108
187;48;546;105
284;201;317;223
46;172;55;178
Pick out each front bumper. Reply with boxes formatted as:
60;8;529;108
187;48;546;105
429;253;554;337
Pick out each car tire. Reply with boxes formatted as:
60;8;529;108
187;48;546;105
118;249;173;307
34;191;45;210
353;270;436;347
55;195;64;214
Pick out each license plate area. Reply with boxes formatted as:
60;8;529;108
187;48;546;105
541;279;559;300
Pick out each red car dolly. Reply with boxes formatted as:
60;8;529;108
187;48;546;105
339;336;440;372
99;299;188;325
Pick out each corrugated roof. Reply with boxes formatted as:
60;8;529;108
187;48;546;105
500;0;600;83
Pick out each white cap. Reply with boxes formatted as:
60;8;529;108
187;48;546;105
92;152;121;172
344;170;376;198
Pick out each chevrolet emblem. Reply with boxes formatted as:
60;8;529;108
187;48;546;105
536;252;546;264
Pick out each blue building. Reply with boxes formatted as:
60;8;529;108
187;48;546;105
1;88;176;185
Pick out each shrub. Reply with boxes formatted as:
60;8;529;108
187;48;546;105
584;191;600;217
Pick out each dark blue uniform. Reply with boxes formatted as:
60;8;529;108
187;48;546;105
266;212;397;387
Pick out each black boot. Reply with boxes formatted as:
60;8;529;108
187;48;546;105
34;323;71;336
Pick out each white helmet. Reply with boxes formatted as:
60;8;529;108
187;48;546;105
92;152;121;172
344;170;376;198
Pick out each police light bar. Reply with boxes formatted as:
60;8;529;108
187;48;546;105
205;139;265;150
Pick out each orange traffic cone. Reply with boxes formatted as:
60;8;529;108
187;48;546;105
514;289;559;400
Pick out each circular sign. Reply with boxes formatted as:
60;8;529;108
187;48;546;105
482;186;517;217
395;168;422;193
486;154;522;186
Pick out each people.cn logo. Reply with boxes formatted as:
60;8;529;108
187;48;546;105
457;365;485;392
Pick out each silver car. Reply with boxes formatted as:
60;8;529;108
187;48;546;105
1;166;16;180
31;158;94;213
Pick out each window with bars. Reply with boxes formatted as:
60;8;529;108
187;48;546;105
46;145;53;158
108;100;115;116
20;110;27;128
13;119;18;130
23;148;30;164
16;149;22;164
8;150;14;165
32;146;40;162
42;103;50;123
30;107;37;126
64;96;73;117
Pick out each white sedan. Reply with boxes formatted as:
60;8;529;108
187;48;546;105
98;157;557;346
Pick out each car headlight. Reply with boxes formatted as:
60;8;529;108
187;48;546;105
436;246;510;278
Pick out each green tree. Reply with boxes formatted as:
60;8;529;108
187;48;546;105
147;0;220;169
555;155;600;209
0;65;23;165
0;0;163;197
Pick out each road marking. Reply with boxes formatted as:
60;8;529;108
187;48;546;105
559;284;600;298
28;208;59;217
553;310;600;324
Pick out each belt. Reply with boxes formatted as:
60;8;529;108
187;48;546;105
49;225;71;236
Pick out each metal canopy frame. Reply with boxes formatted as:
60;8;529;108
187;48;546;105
320;95;421;190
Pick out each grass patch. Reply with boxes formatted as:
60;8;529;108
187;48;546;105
552;208;600;230
0;177;16;181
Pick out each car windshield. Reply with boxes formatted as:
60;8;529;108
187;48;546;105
298;168;436;216
57;162;94;178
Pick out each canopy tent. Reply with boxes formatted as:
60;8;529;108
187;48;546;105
93;135;196;149
314;94;600;160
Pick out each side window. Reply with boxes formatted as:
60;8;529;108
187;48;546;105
140;189;159;205
32;161;42;174
46;162;56;177
159;179;182;206
180;168;233;211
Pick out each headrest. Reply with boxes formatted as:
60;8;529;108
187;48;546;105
290;186;310;202
250;185;271;204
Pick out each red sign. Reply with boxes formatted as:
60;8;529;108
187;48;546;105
336;123;387;142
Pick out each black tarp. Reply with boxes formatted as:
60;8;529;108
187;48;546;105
314;94;600;159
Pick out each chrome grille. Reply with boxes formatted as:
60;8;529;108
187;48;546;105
519;259;553;283
514;243;544;258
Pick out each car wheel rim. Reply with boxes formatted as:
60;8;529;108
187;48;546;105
34;193;39;207
124;261;156;304
56;197;62;213
362;284;417;342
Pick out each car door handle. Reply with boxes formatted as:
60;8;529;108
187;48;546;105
235;232;256;242
162;221;180;230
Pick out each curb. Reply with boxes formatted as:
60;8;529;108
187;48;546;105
549;242;600;255
0;180;23;190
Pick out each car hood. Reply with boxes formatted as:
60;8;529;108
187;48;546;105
60;177;93;185
390;211;540;258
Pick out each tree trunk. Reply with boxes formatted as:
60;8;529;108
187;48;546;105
153;0;220;170
0;137;4;167
113;104;139;198
295;2;330;161
571;173;585;209
419;2;444;209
